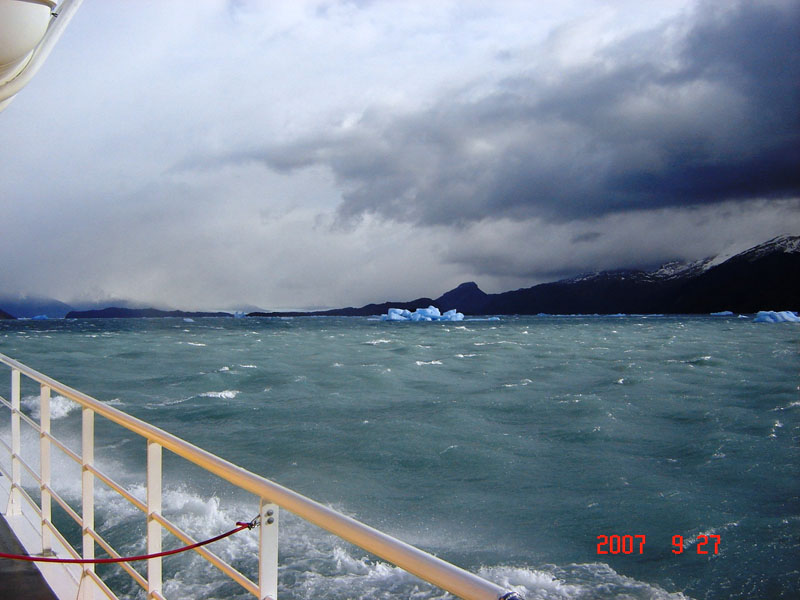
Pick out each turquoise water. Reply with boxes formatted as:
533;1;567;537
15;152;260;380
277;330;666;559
1;316;798;599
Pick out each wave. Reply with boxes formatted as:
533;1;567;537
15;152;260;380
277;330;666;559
199;390;240;399
21;393;79;420
1;423;696;600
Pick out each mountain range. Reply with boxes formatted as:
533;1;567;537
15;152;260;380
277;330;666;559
1;235;797;319
250;235;799;317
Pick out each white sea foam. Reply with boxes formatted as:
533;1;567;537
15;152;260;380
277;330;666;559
415;360;443;366
21;394;78;420
503;378;533;388
199;390;240;399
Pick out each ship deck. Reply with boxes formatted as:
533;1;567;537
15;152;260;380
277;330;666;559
0;513;59;600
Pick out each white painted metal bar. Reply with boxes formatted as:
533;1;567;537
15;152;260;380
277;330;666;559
0;352;516;600
86;464;147;514
84;568;120;600
147;440;162;599
259;500;278;600
45;483;82;530
43;514;82;559
41;384;53;554
92;532;148;590
17;405;41;431
81;406;95;599
15;451;41;483
9;368;22;516
84;525;151;592
8;480;41;520
45;430;82;464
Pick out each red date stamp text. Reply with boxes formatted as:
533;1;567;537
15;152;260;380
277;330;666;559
596;534;721;555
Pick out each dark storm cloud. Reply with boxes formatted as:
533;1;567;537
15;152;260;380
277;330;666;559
237;0;799;226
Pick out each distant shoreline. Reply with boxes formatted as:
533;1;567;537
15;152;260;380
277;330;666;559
3;235;798;320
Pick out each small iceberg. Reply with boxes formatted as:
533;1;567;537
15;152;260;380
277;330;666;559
710;311;734;316
381;306;464;322
753;311;800;323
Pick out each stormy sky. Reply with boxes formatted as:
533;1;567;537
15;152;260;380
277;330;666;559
2;0;798;310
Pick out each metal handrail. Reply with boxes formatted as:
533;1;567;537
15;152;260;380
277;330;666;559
1;352;519;600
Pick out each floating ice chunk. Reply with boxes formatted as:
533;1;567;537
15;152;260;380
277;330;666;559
710;311;734;316
754;310;800;323
441;309;464;321
384;308;412;321
380;305;464;322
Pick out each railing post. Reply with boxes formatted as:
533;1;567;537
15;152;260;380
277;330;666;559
147;440;163;598
80;407;95;599
40;384;52;554
259;499;279;600
7;368;21;515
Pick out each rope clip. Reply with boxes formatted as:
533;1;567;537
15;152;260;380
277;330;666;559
235;515;260;530
243;515;261;529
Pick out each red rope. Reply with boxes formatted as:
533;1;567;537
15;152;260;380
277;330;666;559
0;521;254;564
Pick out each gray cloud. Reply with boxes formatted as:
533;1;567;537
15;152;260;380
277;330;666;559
3;1;798;311
236;0;799;226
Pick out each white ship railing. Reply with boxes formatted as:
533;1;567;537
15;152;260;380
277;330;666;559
0;352;520;600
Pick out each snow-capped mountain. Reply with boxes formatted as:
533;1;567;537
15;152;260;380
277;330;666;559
439;235;800;315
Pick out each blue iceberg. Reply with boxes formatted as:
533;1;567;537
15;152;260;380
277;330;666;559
753;311;800;323
381;305;464;322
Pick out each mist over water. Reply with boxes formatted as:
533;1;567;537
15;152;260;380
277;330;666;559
1;316;798;599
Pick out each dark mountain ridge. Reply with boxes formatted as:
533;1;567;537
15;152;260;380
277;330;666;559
250;235;799;317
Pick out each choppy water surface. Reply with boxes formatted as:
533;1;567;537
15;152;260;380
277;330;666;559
1;316;798;599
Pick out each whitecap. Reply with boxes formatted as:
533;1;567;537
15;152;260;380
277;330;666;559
199;390;240;399
504;378;532;388
21;394;78;420
415;360;443;366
